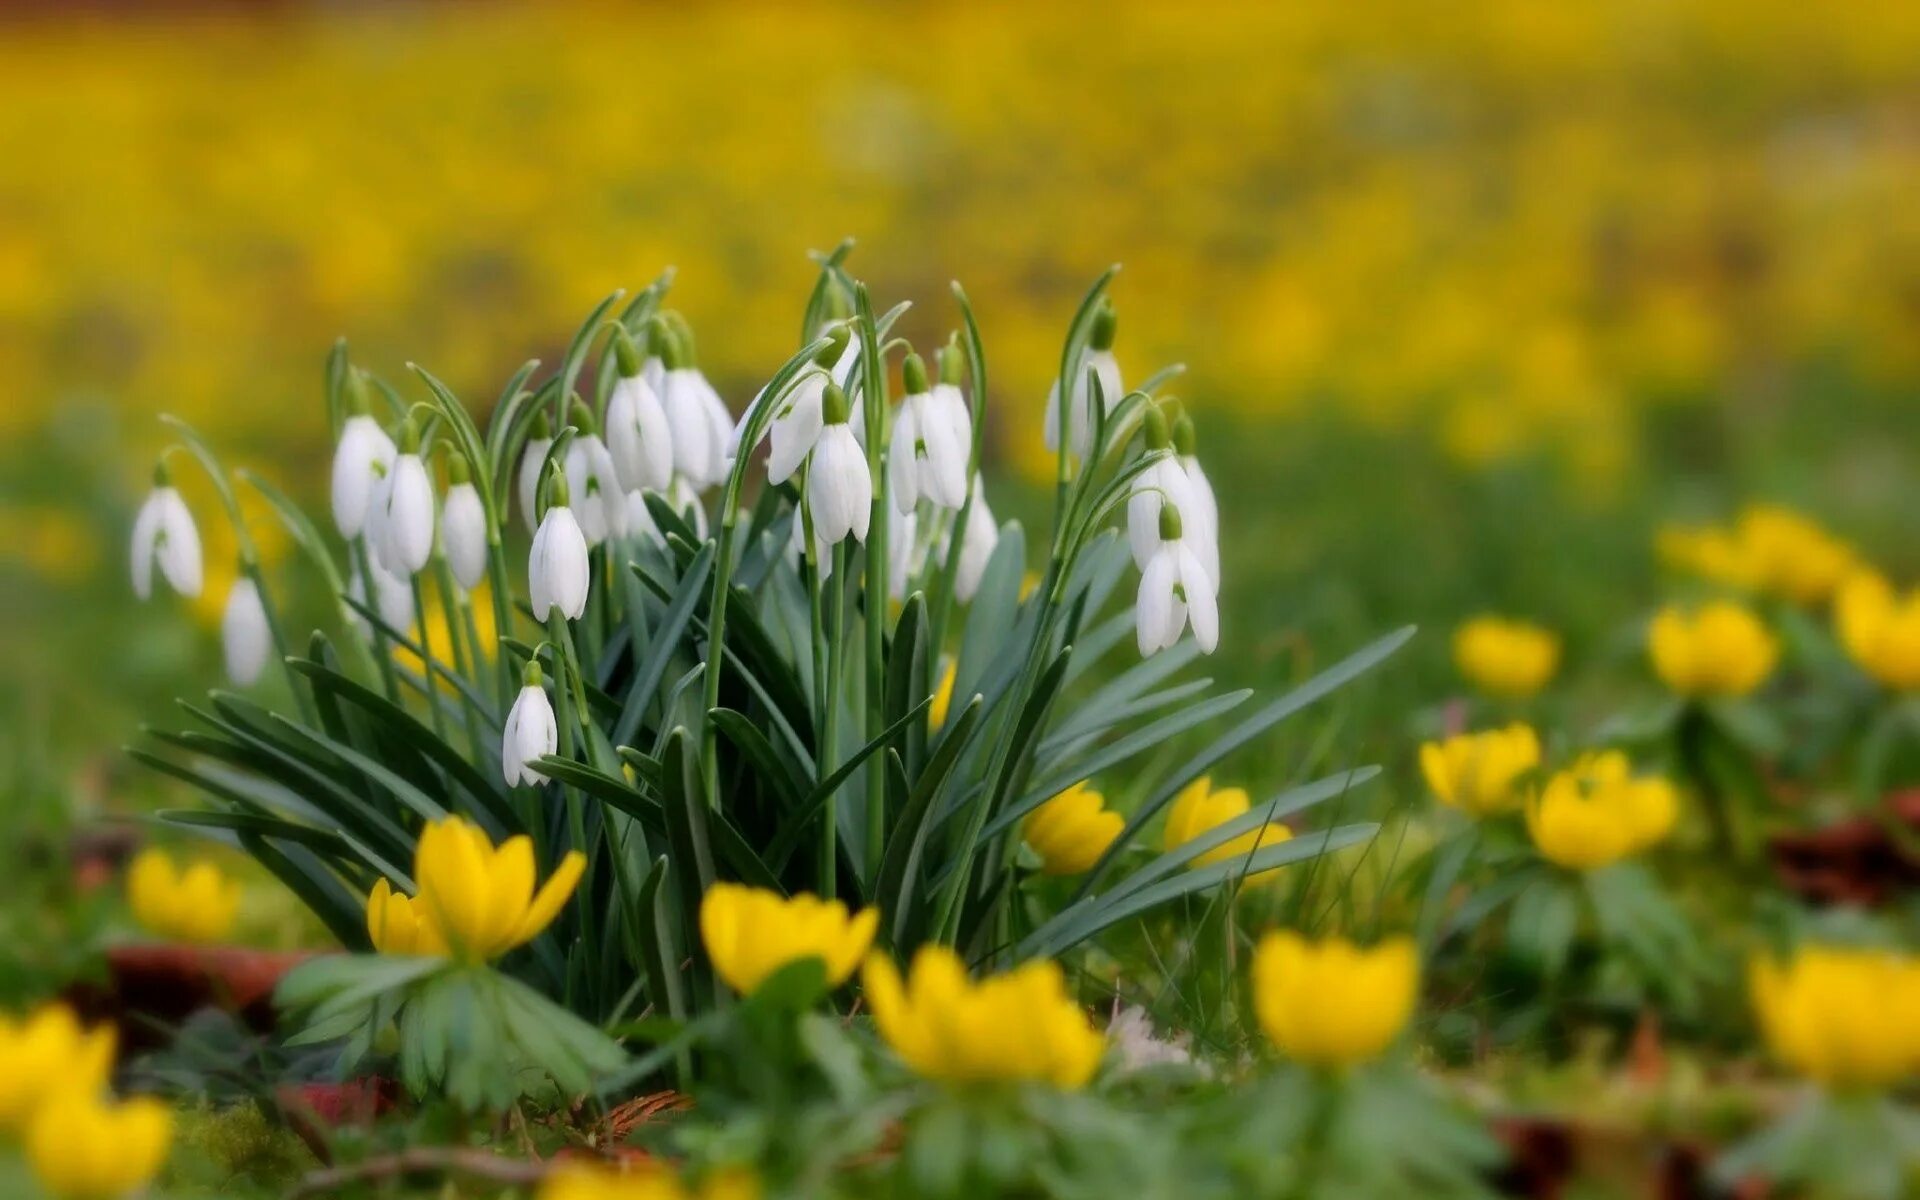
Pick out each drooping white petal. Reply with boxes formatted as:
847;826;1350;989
565;436;627;547
1178;544;1219;653
441;482;489;591
502;684;559;786
1136;549;1179;656
329;416;397;539
221;578;272;686
1043;349;1123;460
347;558;413;639
954;476;999;603
530;506;591;621
921;386;971;508
606;375;675;493
516;436;553;535
1182;454;1221;585
767;372;826;485
376;454;435;576
131;487;204;601
1127;457;1202;570
930;382;974;459
130;490;163;601
807;424;871;545
887;401;920;514
664;367;729;489
888;509;921;600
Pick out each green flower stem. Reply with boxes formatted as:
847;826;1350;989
820;540;848;899
547;612;597;1010
352;536;403;702
412;580;448;741
432;557;485;759
856;285;890;884
926;284;989;656
484;532;516;704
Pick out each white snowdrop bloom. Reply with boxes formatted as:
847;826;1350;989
329;413;397;539
623;490;664;548
606;330;674;493
516;417;554;535
440;473;489;591
374;437;435;577
563;427;627;547
806;384;871;545
529;485;591;622
130;472;203;601
652;320;731;490
1172;410;1221;586
889;353;969;513
1136;505;1218;657
888;508;923;600
347;557;413;639
1043;299;1122;460
220;577;272;686
765;369;827;485
1126;409;1205;571
953;475;999;603
502;663;559;787
787;506;834;580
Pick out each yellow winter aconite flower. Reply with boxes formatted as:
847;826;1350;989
24;1090;172;1200
125;848;242;944
539;1162;759;1200
1021;781;1123;875
1525;751;1676;871
862;945;1105;1089
699;883;878;995
1452;617;1560;699
1659;505;1856;605
0;1006;117;1131
1834;570;1920;691
1750;945;1920;1090
1647;601;1777;698
1419;723;1541;817
1162;777;1292;872
1252;931;1419;1069
365;877;450;957
412;816;586;964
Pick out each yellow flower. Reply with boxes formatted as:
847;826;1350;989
539;1163;759;1200
1657;523;1762;591
1659;506;1856;606
393;583;499;678
1834;570;1920;691
1251;931;1418;1069
699;883;878;995
125;848;242;944
1648;601;1777;698
1452;616;1560;699
862;945;1104;1089
1750;945;1920;1090
24;1090;172;1200
1021;781;1123;875
412;816;586;964
928;660;956;729
365;877;450;957
1162;777;1292;871
1418;723;1541;817
1525;751;1675;870
0;1006;117;1132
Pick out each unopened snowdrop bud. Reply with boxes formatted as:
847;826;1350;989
1044;298;1122;459
806;383;871;545
330;372;397;539
564;399;627;546
954;474;1000;603
517;413;555;534
1171;407;1220;585
656;316;733;490
440;453;488;591
1127;405;1202;571
1137;503;1219;657
221;576;271;685
605;327;674;493
502;660;559;787
763;325;847;484
529;468;591;621
889;352;969;513
131;461;204;601
375;419;435;577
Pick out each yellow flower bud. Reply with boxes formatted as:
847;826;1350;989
1834;570;1920;691
1418;723;1541;817
1021;781;1123;875
698;883;877;995
1525;751;1675;870
862;946;1104;1089
1750;945;1920;1090
1648;601;1777;698
24;1090;172;1200
1162;777;1291;873
1252;931;1418;1068
0;1005;117;1132
126;848;242;945
1452;616;1560;700
412;817;586;965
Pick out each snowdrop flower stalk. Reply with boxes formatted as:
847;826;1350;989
806;382;871;545
562;398;627;546
130;460;204;601
1137;503;1219;656
604;326;673;494
502;659;559;786
329;370;396;540
221;576;272;686
529;467;591;622
1044;297;1121;462
656;314;733;491
373;418;435;578
440;451;489;591
889;350;969;512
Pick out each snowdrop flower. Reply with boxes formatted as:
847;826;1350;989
529;468;591;621
563;401;627;547
1137;504;1218;656
130;463;203;601
806;383;871;545
329;380;397;539
954;474;999;603
787;506;832;579
221;577;271;686
656;317;732;491
347;557;413;638
889;351;969;512
502;661;558;787
516;413;553;535
372;420;435;577
889;508;923;600
1127;406;1204;571
604;327;674;493
1044;298;1121;460
762;325;850;485
1172;408;1220;585
440;454;489;591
